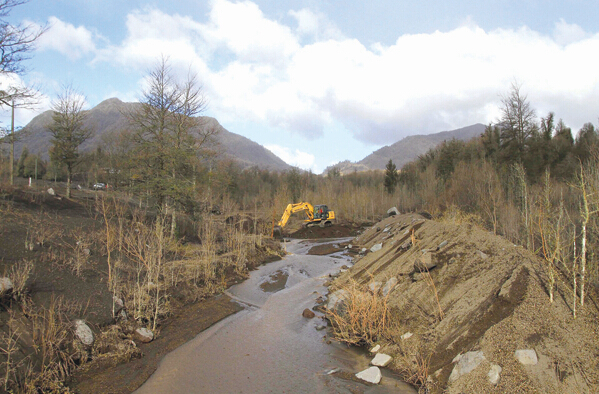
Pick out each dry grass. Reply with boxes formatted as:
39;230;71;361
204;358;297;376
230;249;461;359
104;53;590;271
326;279;390;346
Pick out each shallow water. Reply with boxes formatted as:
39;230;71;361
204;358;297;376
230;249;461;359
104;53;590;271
135;239;416;394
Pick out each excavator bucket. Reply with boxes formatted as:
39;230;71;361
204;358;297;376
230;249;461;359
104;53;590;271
272;225;283;238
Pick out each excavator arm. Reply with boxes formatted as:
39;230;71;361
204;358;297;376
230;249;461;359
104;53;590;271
277;202;314;228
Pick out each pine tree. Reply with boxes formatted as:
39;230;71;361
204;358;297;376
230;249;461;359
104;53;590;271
384;159;398;194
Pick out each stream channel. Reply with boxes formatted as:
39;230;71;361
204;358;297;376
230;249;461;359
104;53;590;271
135;238;416;394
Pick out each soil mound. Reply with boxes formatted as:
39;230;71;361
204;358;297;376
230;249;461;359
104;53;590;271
288;222;360;239
335;213;599;393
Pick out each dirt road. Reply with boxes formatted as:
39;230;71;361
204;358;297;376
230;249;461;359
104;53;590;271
134;239;416;394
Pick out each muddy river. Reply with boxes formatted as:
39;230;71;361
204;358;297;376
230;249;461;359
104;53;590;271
135;239;416;394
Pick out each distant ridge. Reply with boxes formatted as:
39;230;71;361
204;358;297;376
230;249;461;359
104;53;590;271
326;124;486;174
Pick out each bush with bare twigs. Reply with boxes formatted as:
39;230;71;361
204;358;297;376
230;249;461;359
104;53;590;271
326;280;390;346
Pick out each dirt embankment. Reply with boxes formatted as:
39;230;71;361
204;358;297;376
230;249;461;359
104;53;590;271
333;213;599;393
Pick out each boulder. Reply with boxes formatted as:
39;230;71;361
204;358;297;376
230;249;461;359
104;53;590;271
387;207;400;216
370;243;383;253
302;308;315;318
355;366;382;384
0;277;14;293
74;320;94;346
371;353;393;367
134;327;154;343
515;349;537;365
368;281;382;294
488;364;502;385
381;277;398;297
414;253;437;272
449;351;486;382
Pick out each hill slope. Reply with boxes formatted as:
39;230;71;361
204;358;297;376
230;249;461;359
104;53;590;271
13;98;292;172
327;124;486;174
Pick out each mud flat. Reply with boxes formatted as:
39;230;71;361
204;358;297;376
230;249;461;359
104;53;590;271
135;239;416;394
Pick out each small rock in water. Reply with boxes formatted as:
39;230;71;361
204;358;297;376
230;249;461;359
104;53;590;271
327;367;340;375
302;308;315;319
371;353;393;367
515;349;537;365
355;366;382;384
315;325;326;331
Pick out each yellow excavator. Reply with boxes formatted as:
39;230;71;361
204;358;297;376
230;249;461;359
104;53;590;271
272;202;335;237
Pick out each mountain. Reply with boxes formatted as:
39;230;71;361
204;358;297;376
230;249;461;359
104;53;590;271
13;98;292;172
326;123;486;174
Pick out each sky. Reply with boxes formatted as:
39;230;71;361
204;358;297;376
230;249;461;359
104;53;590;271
2;0;599;173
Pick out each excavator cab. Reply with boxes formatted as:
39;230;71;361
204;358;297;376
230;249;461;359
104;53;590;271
313;205;329;220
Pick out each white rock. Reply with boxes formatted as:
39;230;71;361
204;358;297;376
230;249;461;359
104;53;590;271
449;351;485;382
381;277;398;297
370;344;381;353
383;227;390;233
326;289;349;312
400;332;413;340
515;349;537;365
368;281;382;294
371;353;393;367
476;250;489;259
387;207;399;216
370;243;383;253
134;327;154;343
47;188;55;196
74;320;94;346
0;277;14;293
355;366;382;384
488;364;502;385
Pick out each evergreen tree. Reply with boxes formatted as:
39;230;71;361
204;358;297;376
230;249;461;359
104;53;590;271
384;159;398;194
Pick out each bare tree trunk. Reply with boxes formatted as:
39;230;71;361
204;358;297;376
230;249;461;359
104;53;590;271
573;226;578;318
9;103;14;186
66;166;72;198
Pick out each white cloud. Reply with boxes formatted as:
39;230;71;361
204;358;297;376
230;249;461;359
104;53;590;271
553;18;588;46
265;144;317;172
89;2;599;145
36;16;97;60
288;8;344;41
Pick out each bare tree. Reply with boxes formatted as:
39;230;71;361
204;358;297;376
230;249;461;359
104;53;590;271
0;0;44;184
499;82;537;163
0;84;40;184
0;0;45;76
47;85;91;198
127;56;216;235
